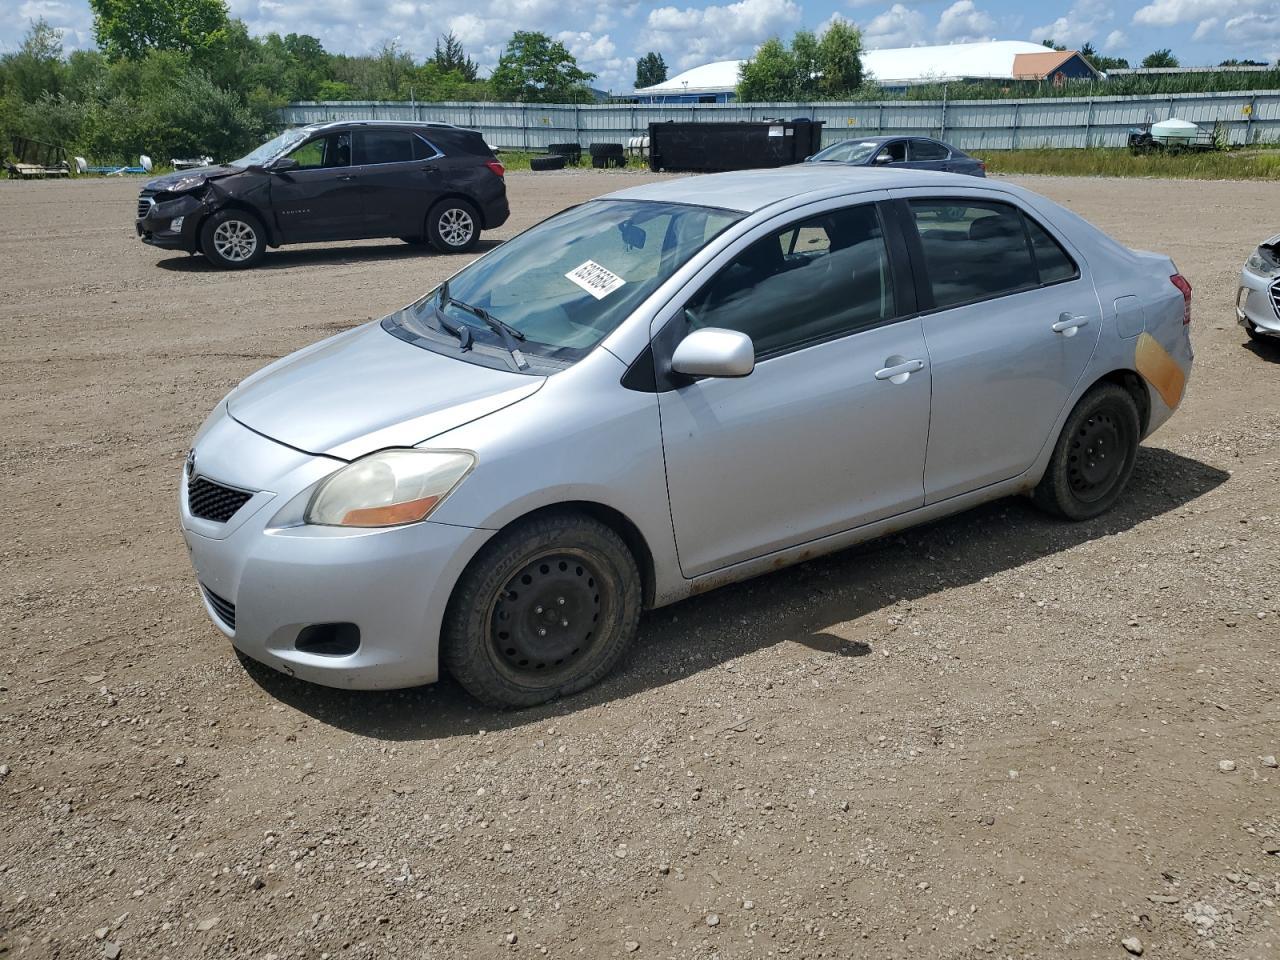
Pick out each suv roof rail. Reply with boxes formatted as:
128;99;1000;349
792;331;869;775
306;119;463;130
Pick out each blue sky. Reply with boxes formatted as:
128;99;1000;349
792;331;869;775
5;0;1278;92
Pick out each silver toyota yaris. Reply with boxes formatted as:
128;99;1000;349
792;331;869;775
180;166;1194;707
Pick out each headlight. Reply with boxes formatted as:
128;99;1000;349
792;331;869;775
1244;251;1276;277
305;449;475;527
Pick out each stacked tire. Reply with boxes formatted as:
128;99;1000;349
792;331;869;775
547;142;582;165
530;154;568;172
589;142;626;169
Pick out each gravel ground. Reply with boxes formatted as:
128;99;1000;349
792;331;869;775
1;169;1278;960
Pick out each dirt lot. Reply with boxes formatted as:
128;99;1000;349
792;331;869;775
1;169;1278;960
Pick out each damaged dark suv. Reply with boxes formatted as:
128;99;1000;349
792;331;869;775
135;121;509;269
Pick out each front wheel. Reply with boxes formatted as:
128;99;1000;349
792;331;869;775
426;198;481;254
199;210;266;269
1032;383;1140;521
442;511;642;708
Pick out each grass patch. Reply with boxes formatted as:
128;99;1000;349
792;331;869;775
983;147;1280;180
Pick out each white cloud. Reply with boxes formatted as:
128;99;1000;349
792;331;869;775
11;0;95;51
1191;18;1217;41
1103;29;1127;52
1132;0;1264;28
936;1;996;44
1221;12;1280;59
863;3;928;49
1030;1;1115;49
641;0;801;71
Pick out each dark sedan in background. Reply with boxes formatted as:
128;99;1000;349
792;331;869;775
806;136;986;177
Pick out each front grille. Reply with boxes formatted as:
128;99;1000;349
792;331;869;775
137;191;156;219
1270;278;1280;319
187;477;253;523
202;586;236;631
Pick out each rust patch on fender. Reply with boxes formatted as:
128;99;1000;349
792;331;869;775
1134;332;1185;409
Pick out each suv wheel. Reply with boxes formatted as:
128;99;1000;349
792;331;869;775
442;511;642;708
200;210;266;269
426;199;481;253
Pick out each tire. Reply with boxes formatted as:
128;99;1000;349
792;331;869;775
425;198;481;254
400;236;427;245
589;142;624;158
199;210;266;269
1244;320;1267;343
530;155;567;172
1032;383;1140;521
547;142;581;164
442;511;642;709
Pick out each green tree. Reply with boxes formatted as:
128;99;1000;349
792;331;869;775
737;23;865;101
635;51;666;88
1141;49;1179;68
1079;41;1128;72
816;19;864;97
89;0;232;61
433;31;478;81
2;19;66;101
1041;39;1067;51
489;31;595;102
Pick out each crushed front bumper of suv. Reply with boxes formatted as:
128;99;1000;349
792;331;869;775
136;192;205;252
178;403;494;690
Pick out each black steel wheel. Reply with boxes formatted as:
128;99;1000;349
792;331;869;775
442;511;641;708
1033;383;1140;521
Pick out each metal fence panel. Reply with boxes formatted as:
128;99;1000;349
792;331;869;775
281;91;1280;150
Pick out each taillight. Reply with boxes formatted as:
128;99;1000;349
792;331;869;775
1170;273;1192;325
978;160;986;172
485;160;505;178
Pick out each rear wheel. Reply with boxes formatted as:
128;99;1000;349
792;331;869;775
1032;383;1140;521
426;198;481;253
200;210;266;269
442;511;642;708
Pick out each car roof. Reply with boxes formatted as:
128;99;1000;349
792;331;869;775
302;120;463;133
603;165;996;214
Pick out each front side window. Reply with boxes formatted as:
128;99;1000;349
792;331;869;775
876;141;908;163
355;130;415;165
684;204;897;359
388;199;743;368
285;133;350;169
810;140;880;164
908;199;1077;309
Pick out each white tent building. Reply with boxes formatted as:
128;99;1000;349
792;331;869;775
631;40;1099;102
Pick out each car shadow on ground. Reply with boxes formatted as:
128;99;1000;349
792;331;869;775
155;239;502;272
1242;335;1280;362
243;446;1229;740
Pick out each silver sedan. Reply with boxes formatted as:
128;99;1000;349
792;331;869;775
180;166;1194;707
1237;233;1280;342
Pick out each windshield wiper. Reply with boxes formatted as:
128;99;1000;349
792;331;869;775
432;297;473;351
440;284;529;371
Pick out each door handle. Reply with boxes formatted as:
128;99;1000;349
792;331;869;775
874;358;925;383
1052;313;1090;335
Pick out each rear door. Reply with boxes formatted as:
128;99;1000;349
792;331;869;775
352;129;443;238
894;193;1102;502
655;197;932;576
269;132;362;242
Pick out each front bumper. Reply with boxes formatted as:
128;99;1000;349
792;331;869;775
136;194;203;252
1236;267;1280;336
179;406;494;690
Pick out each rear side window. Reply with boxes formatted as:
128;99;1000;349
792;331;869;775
908;199;1076;309
685;204;897;358
413;135;440;161
910;139;949;161
355;131;415;165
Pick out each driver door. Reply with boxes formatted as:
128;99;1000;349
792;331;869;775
268;132;363;242
655;199;932;577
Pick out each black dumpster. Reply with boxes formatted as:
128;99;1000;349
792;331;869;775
648;119;824;173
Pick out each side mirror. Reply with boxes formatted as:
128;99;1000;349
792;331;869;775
671;327;754;379
267;157;298;172
872;153;893;165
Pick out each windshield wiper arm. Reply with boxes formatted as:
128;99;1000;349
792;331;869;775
432;294;473;351
440;287;529;371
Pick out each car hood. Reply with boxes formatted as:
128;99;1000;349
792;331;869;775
144;165;240;192
226;322;545;460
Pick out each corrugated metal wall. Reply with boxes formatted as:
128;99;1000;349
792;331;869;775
281;91;1280;151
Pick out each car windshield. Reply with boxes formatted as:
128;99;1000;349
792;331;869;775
811;140;880;164
231;128;311;168
390;199;743;369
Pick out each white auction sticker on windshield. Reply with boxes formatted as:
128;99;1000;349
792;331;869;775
565;260;626;300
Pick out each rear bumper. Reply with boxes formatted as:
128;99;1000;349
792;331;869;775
1237;269;1280;335
480;191;510;230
